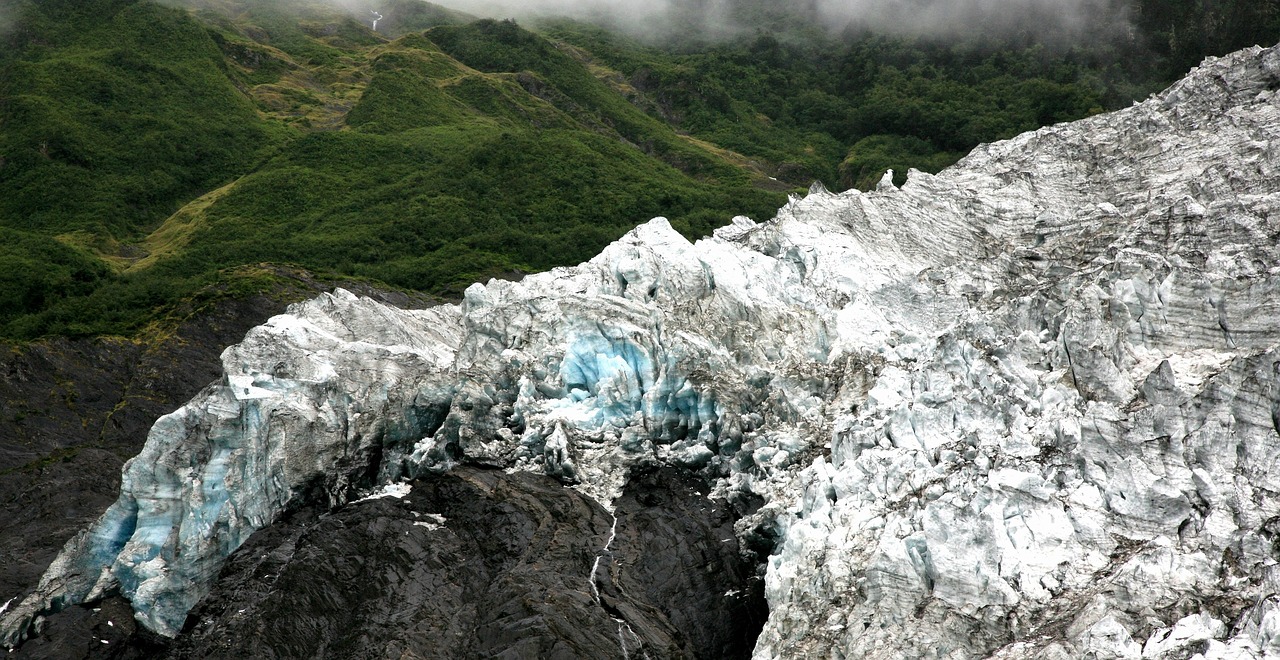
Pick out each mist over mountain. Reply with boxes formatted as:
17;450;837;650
428;0;1128;42
149;0;1128;43
819;0;1127;40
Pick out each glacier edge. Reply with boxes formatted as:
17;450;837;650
2;44;1280;659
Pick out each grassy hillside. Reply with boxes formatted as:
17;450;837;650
0;0;287;239
0;0;290;334
1;0;1275;340
540;20;1141;191
0;1;785;338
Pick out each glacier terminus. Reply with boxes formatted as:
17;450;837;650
5;43;1280;659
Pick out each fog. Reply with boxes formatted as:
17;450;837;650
817;0;1125;40
425;0;1128;42
0;0;1137;45
0;1;15;39
137;0;1131;45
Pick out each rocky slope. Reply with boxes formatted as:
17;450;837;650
12;466;764;659
5;44;1280;658
162;466;763;659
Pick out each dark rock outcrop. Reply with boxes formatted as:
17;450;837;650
608;466;768;659
74;466;766;659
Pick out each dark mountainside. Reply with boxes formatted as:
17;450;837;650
1;0;1277;656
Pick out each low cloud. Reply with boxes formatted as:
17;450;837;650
154;0;1129;45
432;0;671;26
818;0;1125;40
0;1;16;40
428;0;1128;42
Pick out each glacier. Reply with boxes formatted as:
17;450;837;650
5;43;1280;658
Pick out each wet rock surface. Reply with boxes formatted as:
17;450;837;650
14;466;769;659
608;466;768;659
10;596;164;660
0;302;268;626
108;466;763;659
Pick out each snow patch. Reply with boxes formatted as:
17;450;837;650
353;482;412;503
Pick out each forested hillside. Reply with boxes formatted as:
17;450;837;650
0;0;1275;340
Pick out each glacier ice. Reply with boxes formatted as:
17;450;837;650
5;44;1280;658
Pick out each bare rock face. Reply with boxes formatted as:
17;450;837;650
5;44;1280;658
160;466;764;659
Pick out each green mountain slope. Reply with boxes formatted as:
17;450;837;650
0;0;290;333
1;0;1275;340
540;21;1125;190
157;19;784;294
0;1;786;338
0;0;287;239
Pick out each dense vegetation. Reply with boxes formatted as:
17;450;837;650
1130;0;1280;80
0;0;1275;339
544;0;1280;189
542;4;1172;190
0;0;782;337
